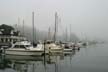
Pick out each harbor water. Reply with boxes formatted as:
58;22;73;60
0;43;108;72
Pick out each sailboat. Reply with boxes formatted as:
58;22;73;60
63;26;73;53
45;12;63;55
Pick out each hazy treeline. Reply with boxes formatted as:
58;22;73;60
16;25;79;42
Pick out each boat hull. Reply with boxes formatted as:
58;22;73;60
64;49;73;52
5;49;44;56
5;55;44;61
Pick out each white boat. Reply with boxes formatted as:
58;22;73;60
5;41;45;56
63;43;73;53
45;41;63;54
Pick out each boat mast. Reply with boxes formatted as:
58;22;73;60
32;12;35;43
54;12;58;42
70;24;71;42
65;27;68;42
17;17;20;32
48;27;51;40
22;19;25;36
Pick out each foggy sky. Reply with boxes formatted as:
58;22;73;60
0;0;108;40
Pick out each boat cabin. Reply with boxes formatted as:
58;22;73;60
11;41;33;49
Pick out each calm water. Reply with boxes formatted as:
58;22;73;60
0;44;108;72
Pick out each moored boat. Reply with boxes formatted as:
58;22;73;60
45;40;63;54
62;42;73;52
5;41;45;56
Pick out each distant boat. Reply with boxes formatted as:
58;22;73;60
5;41;45;56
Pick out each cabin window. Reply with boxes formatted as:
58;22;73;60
20;45;26;48
1;38;3;42
5;38;8;42
46;41;51;44
25;45;32;47
14;45;26;48
14;45;20;48
10;39;11;42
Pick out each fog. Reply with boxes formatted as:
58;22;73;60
0;0;108;41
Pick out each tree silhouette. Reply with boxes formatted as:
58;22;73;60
0;24;14;35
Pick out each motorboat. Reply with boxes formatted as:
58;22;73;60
5;41;45;56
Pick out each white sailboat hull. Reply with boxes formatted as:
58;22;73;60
64;48;73;52
45;43;63;53
49;48;63;53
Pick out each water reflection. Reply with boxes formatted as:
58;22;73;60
0;55;11;69
0;50;79;72
1;44;108;72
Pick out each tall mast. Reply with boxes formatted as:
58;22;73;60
48;27;51;40
32;12;35;43
17;17;20;31
70;24;71;42
17;17;21;37
65;27;68;42
22;19;25;36
54;12;58;42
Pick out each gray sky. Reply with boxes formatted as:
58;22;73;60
0;0;108;40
